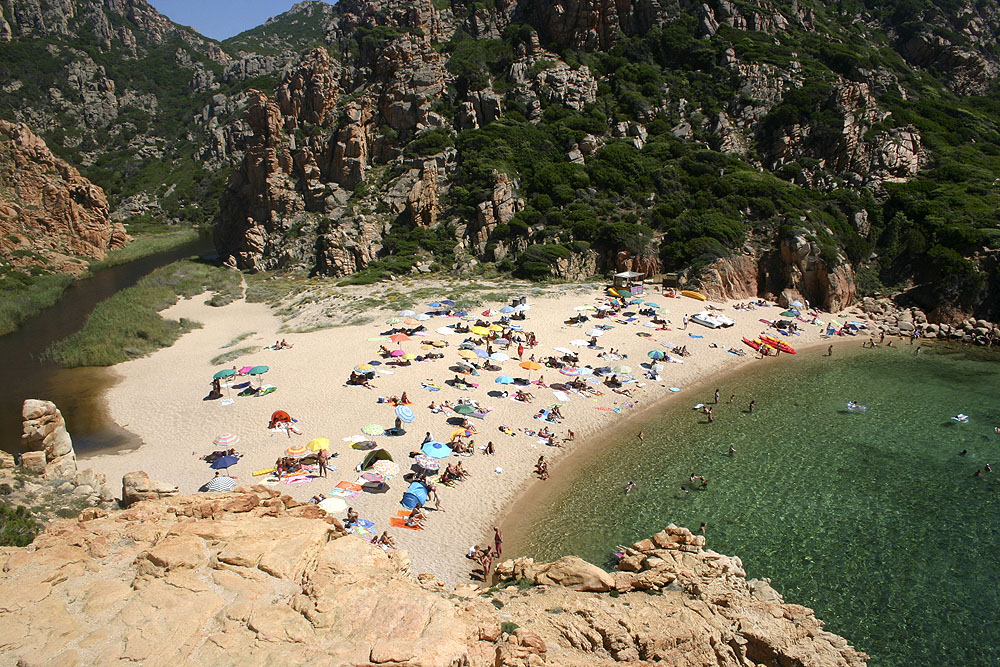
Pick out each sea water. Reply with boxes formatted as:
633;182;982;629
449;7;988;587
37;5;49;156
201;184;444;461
507;345;1000;666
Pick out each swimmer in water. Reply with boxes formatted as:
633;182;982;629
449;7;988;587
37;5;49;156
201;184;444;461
960;450;968;456
680;486;688;494
728;445;736;456
987;464;993;473
625;481;637;494
975;469;984;478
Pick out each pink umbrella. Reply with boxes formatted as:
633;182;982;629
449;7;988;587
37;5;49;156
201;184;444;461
390;349;405;357
238;366;253;375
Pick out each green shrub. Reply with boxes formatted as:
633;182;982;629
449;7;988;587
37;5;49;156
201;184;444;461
0;503;40;547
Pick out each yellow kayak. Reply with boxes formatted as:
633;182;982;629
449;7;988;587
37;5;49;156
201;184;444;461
681;290;707;301
252;467;277;476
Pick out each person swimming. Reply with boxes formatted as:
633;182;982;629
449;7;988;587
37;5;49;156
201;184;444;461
625;481;637;494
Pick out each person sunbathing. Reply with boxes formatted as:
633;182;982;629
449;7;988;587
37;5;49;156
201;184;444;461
550;406;563;420
514;390;534;402
379;345;392;357
455;462;470;479
346;507;359;526
374;531;397;549
406;506;426;527
280;339;293;348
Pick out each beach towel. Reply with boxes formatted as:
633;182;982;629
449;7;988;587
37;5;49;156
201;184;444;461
389;517;422;530
422;383;443;391
552;390;571;402
470;409;491;419
688;333;703;338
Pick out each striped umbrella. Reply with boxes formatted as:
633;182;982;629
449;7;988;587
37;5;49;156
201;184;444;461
355;363;374;372
307;437;330;451
395;406;416;423
206;476;237;492
648;350;665;359
213;433;240;446
286;444;309;458
362;423;385;436
372;460;400;480
560;367;581;376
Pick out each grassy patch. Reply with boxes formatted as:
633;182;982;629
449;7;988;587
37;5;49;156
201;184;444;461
45;260;242;367
210;346;257;366
88;227;199;272
220;332;256;349
0;271;74;336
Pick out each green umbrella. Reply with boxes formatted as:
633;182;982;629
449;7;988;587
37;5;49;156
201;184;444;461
248;366;269;375
454;404;475;415
362;423;385;436
213;369;236;379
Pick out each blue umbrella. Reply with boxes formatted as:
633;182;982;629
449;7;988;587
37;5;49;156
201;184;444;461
496;375;515;384
648;350;665;359
429;302;443;308
790;300;803;308
421;441;452;459
453;310;467;317
441;300;456;306
473;348;489;358
500;306;515;314
395;406;415;423
210;455;240;470
401;481;429;509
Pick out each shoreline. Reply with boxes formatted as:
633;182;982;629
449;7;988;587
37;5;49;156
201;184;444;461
85;282;857;585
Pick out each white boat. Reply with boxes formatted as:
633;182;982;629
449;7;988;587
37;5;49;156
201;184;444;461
691;311;735;329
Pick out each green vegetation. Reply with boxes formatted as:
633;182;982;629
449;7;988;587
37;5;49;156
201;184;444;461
88;226;200;272
210;346;258;366
46;260;241;367
0;502;41;547
220;332;257;349
0;269;74;336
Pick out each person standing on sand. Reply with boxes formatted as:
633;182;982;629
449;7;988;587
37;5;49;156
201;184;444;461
683;314;688;330
518;343;524;360
494;526;503;555
749;399;756;414
317;448;329;478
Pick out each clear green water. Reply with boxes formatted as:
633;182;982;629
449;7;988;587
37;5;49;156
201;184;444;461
509;346;1000;666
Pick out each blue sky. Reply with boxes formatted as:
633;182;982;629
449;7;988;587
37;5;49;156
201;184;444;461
147;1;330;40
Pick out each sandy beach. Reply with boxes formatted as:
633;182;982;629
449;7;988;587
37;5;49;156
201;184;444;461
87;282;852;584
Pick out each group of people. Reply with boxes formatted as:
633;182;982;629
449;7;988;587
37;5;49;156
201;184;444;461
466;527;504;581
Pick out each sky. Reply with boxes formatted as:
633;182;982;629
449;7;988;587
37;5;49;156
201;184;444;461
147;1;330;41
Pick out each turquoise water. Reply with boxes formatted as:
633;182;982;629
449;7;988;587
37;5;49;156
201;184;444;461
507;345;1000;666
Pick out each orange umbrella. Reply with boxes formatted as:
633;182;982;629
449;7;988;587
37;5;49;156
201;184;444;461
285;444;309;458
519;361;541;371
389;333;411;344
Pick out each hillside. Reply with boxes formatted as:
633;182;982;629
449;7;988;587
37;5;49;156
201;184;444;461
1;0;999;322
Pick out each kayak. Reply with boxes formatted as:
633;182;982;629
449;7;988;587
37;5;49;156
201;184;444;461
743;337;775;352
681;290;707;301
761;335;795;354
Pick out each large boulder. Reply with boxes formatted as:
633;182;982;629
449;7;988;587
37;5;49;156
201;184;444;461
20;399;76;480
121;471;179;506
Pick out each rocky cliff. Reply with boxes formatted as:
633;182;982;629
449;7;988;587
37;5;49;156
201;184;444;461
0;121;128;273
0;489;867;665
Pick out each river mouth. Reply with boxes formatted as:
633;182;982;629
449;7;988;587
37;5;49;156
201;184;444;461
502;343;1000;666
1;233;214;457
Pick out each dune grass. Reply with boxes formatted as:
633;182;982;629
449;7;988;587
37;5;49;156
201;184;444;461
219;331;256;349
210;346;258;366
0;271;75;336
46;259;242;367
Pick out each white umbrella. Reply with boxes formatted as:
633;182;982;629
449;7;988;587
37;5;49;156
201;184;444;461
318;497;347;513
643;321;659;328
553;347;573;355
205;476;237;492
490;352;510;361
415;313;431;321
514;304;530;312
569;339;589;347
398;309;416;317
596;304;613;310
585;328;605;337
578;367;594;376
436;326;456;335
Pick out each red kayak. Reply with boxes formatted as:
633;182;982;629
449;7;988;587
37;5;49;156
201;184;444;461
761;334;796;354
743;337;776;352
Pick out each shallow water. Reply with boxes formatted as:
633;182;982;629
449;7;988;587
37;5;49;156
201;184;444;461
506;345;1000;666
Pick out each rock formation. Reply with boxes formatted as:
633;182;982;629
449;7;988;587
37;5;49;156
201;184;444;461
0;493;867;665
121;470;178;506
0;122;129;273
20;399;77;480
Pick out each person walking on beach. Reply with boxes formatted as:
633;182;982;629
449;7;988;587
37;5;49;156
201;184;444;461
749;399;756;414
683;314;688;330
317;448;329;478
517;343;524;360
494;526;503;555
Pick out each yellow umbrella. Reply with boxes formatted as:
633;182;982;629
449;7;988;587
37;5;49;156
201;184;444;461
488;324;503;332
519;361;541;371
470;326;489;336
403;353;417;360
403;318;420;326
307;437;330;452
458;349;478;359
432;341;446;348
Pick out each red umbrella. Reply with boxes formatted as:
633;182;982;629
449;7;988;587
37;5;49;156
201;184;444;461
389;333;411;344
270;410;291;423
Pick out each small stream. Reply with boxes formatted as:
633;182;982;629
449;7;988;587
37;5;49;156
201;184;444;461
1;232;214;457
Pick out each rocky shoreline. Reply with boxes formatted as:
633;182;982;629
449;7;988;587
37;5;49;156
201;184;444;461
851;297;999;346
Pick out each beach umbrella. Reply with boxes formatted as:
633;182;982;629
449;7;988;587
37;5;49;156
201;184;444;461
403;318;420;326
205;476;237;492
342;434;368;443
500;306;515;314
432;341;446;348
403;353;417;360
318;497;347;513
285;444;309;458
519;361;541;371
459;341;476;349
210;455;240;470
488;324;503;332
595;304;613;311
648;350;666;360
514;304;530;312
585;328;605;337
560;367;581;376
489;352;510;362
790;300;804;308
630;298;644;304
385;317;401;326
355;363;374;373
361;472;386;484
389;349;404;357
415;313;431;321
398;310;416;317
642;321;659;328
238;365;255;375
428;302;443;308
441;300;456;306
553;347;573;355
458;349;478;359
496;338;510;345
270;410;291;424
644;302;660;308
389;333;411;344
473;348;489;358
414;454;441;471
454;404;476;415
307;437;330;452
213;433;240;446
613;365;633;375
362;423;385;436
455;360;476;370
578;367;594;376
249;365;269;375
569;339;588;347
470;326;490;336
421;441;452;459
395;406;416;423
436;326;456;335
372;460;400;479
213;369;236;380
652;363;664;373
496;375;515;384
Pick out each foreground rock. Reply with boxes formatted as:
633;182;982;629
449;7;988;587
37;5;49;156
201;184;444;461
0;121;129;274
0;498;867;665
